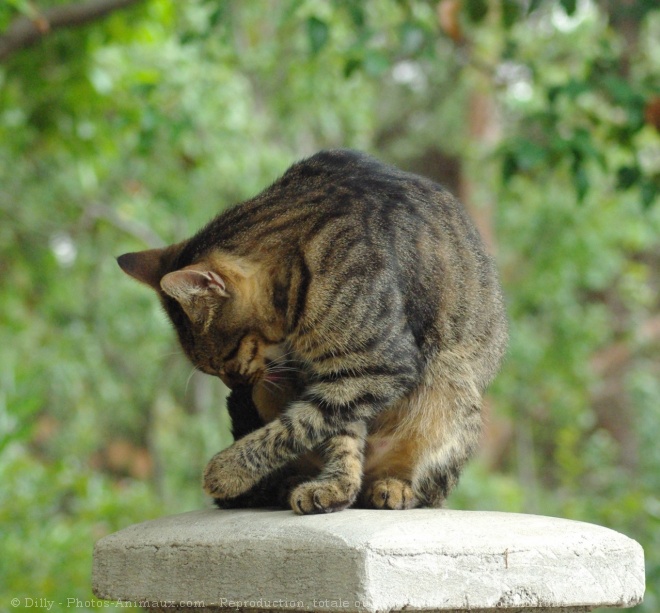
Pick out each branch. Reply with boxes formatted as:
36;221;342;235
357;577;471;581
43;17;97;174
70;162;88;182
0;0;145;62
83;203;165;248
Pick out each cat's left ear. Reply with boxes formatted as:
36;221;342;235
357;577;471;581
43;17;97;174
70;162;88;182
160;269;229;300
160;269;229;323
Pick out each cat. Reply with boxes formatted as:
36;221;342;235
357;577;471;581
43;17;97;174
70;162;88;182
117;149;508;514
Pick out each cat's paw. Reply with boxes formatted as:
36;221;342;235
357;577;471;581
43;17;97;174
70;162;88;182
203;448;258;500
289;479;358;515
364;477;418;510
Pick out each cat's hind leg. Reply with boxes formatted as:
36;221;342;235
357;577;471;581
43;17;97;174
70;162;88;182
289;421;366;514
360;373;483;509
358;424;419;509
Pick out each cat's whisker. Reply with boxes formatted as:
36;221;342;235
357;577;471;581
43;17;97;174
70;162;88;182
263;371;295;384
271;358;298;366
270;359;297;368
185;366;200;394
262;378;285;393
273;348;298;362
267;365;299;373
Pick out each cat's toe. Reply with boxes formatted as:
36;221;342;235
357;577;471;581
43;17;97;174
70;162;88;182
365;477;418;510
289;480;356;515
276;474;309;508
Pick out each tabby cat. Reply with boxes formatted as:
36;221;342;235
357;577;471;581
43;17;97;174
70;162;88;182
117;149;507;514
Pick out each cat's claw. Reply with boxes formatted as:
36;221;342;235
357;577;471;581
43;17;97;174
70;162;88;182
289;479;357;515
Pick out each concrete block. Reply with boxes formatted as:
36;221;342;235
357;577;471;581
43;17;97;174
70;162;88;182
92;508;645;612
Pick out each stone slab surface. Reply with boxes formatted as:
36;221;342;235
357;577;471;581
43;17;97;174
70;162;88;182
92;508;645;612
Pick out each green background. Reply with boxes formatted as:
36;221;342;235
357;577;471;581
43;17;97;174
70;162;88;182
1;1;659;611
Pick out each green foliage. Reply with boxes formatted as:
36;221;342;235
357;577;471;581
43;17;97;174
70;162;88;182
491;2;660;205
0;445;162;609
1;1;659;611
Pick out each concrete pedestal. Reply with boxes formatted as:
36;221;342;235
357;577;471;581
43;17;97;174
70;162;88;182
92;508;644;612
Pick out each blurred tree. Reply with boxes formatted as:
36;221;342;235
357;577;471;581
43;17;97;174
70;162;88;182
0;0;145;60
1;1;658;611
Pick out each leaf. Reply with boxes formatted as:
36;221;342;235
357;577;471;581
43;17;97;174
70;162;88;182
571;128;606;170
515;138;548;171
179;31;198;45
617;166;641;190
307;16;329;55
347;4;365;28
563;78;589;100
602;75;637;105
502;0;521;29
640;180;658;209
208;5;227;28
527;0;544;14
547;85;562;105
465;0;489;23
560;0;577;16
502;152;518;184
500;138;549;182
571;151;589;202
343;57;362;78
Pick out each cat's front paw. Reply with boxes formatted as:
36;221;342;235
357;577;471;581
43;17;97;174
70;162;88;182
203;448;258;501
363;477;418;510
289;478;358;515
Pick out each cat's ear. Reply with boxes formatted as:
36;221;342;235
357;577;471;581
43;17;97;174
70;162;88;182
117;249;166;290
160;269;229;300
160;269;229;323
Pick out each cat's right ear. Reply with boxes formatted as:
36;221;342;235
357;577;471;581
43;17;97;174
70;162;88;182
117;249;165;290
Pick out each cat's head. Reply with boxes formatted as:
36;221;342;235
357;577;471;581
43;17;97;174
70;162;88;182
117;247;286;388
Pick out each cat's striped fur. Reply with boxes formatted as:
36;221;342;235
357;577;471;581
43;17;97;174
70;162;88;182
118;149;508;513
